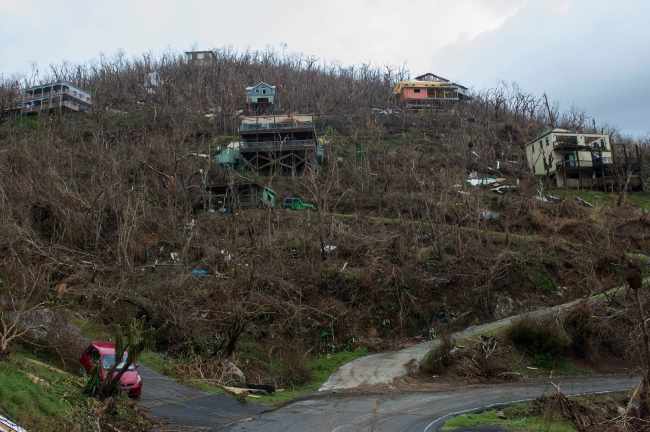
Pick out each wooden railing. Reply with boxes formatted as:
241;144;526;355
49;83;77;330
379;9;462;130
22;100;81;112
239;122;313;132
23;88;91;103
240;140;315;149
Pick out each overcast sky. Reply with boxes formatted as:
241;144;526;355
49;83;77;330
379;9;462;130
1;0;648;136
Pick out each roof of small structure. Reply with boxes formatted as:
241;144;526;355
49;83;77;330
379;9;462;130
525;128;609;147
414;72;450;82
245;82;276;92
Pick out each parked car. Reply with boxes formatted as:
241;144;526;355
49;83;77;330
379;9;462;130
80;341;142;397
282;197;316;211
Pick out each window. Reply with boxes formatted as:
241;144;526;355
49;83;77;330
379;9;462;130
545;137;549;147
262;89;266;94
414;89;421;93
539;142;542;151
197;53;204;60
86;347;100;362
566;173;579;179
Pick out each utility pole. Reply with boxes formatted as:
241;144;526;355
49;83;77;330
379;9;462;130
543;92;554;128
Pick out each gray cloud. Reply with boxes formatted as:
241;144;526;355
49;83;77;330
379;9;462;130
433;0;650;136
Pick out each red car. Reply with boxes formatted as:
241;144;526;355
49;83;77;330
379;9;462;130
80;341;142;397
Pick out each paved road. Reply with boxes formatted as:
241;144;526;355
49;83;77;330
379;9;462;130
321;285;629;391
223;375;639;432
137;365;267;430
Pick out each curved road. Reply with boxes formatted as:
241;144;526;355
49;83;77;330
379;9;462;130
321;284;628;391
223;375;638;431
137;365;267;430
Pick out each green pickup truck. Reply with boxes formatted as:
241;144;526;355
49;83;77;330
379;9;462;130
282;197;316;211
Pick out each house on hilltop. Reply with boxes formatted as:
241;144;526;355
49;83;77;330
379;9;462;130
525;128;642;189
186;51;214;66
392;73;467;111
22;82;92;114
246;82;276;114
238;114;318;174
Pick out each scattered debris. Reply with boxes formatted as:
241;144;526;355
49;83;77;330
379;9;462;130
467;172;498;186
491;185;516;194
24;357;68;375
548;195;564;201
458;191;470;195
534;195;549;203
152;259;180;274
481;210;499;220
246;383;276;395
23;371;49;386
0;415;27;432
577;197;594;207
170;252;180;261
192;269;209;277
222;386;262;399
323;245;337;253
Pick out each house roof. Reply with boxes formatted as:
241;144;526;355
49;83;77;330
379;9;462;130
413;73;469;90
415;73;450;82
246;82;276;91
524;128;610;148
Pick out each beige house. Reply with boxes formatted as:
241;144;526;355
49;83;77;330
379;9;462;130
525;128;614;188
525;128;642;189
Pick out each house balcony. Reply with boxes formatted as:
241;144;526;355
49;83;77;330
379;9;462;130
555;159;594;172
239;122;313;132
22;100;82;113
403;98;460;110
239;140;316;151
23;88;91;104
593;156;641;176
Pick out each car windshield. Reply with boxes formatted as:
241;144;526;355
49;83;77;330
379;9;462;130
102;354;136;371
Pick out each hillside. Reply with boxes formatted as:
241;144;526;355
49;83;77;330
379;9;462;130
1;48;650;428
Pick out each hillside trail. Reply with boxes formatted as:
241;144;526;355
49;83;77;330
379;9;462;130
320;283;629;391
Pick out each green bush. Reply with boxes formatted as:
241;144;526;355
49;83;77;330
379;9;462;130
528;268;557;294
506;315;571;368
419;334;457;374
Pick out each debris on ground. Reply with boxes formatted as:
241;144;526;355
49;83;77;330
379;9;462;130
222;386;262;399
192;269;209;276
491;185;516;194
467;172;498;186
577;197;594;207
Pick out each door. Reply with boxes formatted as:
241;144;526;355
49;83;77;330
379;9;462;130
563;153;575;168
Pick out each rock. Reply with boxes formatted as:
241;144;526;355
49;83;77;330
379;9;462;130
221;359;246;384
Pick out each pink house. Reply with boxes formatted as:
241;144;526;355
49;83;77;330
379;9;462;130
392;73;467;110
